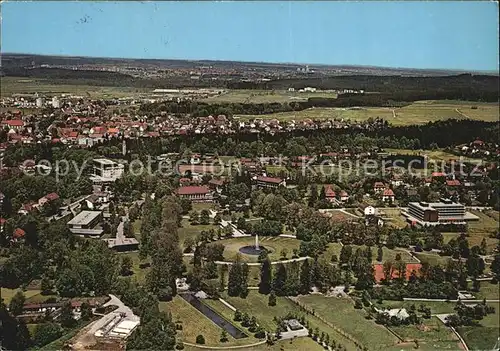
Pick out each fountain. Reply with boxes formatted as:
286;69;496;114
239;234;268;256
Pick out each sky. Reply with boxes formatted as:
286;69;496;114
2;1;499;71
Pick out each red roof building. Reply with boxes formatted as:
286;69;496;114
13;228;26;240
446;179;461;187
255;176;286;189
176;186;212;202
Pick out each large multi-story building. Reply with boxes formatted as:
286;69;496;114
176;186;213;202
91;158;125;183
254;175;286;189
67;210;103;237
405;198;477;225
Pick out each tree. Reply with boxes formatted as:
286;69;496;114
41;276;54;295
259;258;272;295
59;301;75;328
33;322;63;347
268;290;277;306
377;246;383;262
491;253;500;282
81;302;93;321
8;291;25;316
213;213;222;225
299;259;312;294
273;263;287;296
200;210;210;225
220;330;229;343
120;256;133;276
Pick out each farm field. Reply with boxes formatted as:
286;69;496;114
220;291;359;350
159;296;257;347
0;77;149;98
202;89;338;104
211;236;302;263
233;101;499;125
457;303;500;351
389;317;460;350
298;294;399;350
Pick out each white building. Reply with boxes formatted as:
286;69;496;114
91;158;125;183
52;96;60;108
36;97;44;107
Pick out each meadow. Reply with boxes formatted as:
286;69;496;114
457;303;500;351
234;101;499;125
202;89;338;104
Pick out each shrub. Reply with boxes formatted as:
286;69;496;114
196;335;205;344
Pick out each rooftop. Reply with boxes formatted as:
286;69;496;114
67;210;102;226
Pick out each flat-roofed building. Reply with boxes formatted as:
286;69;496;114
404;198;478;226
68;210;103;237
91;158;124;183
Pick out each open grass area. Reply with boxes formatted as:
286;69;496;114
389;317;459;350
203;89;338;104
118;251;149;284
320;243;418;264
212;236;302;263
221;291;358;350
413;252;452;267
234;101;499;125
1;288;43;304
474;282;500;300
298;294;398;350
0;76;149;98
457;303;500;351
374;300;457;315
184;336;324;351
178;218;218;247
467;210;499;253
160;296;256;346
379;208;408;228
191;202;216;212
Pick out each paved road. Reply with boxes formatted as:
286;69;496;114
215;256;309;266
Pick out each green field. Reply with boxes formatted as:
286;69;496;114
220;291;358;350
457;303;500;351
379;208;408;229
413;252;452;267
184;336;324;351
235;101;499;125
203;89;338;104
320;243;418;264
298;294;398;350
212;236;302;263
374;300;457;315
389;317;459;350
467;210;499;253
178;218;218;247
0;77;149;98
474;282;500;300
159;296;257;346
1;288;43;304
119;251;150;284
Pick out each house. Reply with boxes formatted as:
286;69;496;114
324;186;336;203
339;190;349;202
38;192;60;207
208;178;225;193
382;188;395;202
255;175;286;189
363;205;376;217
373;182;386;193
1;119;24;131
175;186;213;202
446;179;461;187
13;228;26;242
18;202;37;215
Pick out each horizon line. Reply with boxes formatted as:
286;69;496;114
3;51;499;75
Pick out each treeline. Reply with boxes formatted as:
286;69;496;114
229;74;499;100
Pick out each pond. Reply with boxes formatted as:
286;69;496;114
180;293;248;339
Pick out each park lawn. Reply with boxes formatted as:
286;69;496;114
1;288;42;304
457;303;500;351
221;291;358;350
132;219;142;237
320;243;344;263
178;218;218;247
191;202;215;212
379;208;408;229
413;252;452;267
474;282;500;300
298;294;398;350
265;165;289;176
118;251;149;284
389;316;458;348
467;210;499;253
213;236;302;263
184;336;324;351
159;296;256;347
